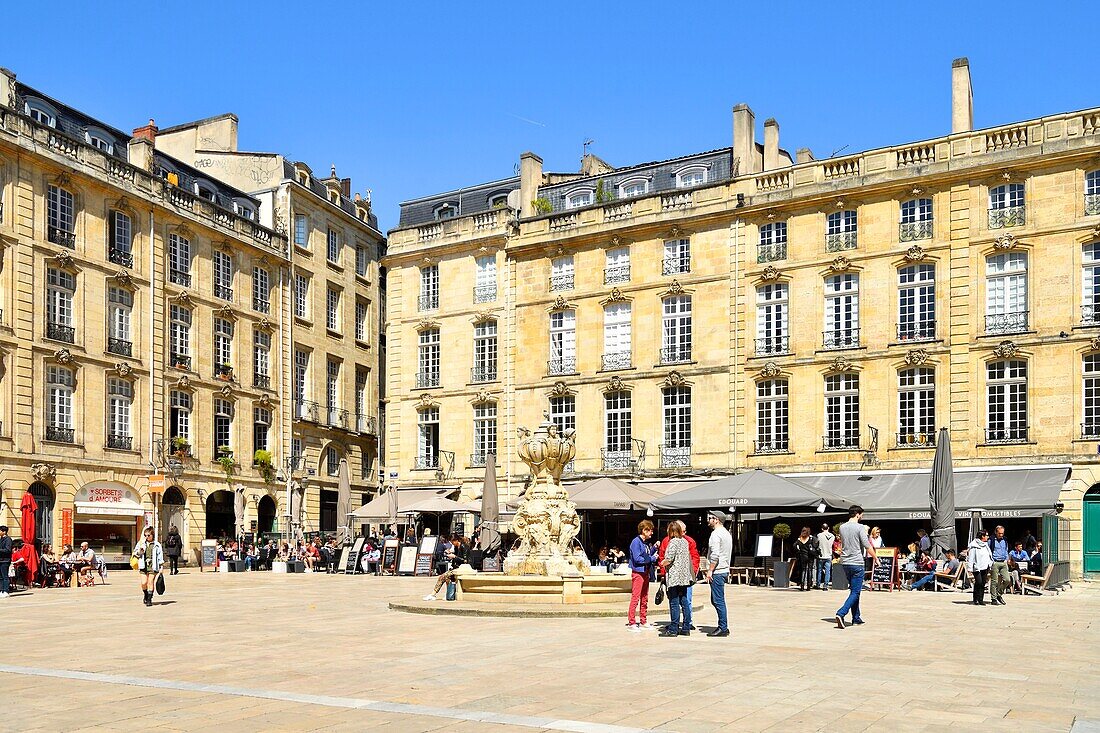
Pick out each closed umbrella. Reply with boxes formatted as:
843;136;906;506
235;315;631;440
337;459;352;542
928;427;957;559
233;487;247;541
387;484;398;535
479;453;500;553
20;491;37;548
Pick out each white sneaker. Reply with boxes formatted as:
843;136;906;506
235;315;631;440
423;594;436;601
641;622;657;629
0;592;8;598
628;623;642;632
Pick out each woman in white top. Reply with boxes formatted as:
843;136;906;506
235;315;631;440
966;529;993;606
132;526;164;607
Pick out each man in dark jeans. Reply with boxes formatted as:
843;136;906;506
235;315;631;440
834;506;876;629
0;525;12;598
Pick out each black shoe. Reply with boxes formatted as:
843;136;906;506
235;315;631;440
852;619;865;625
658;628;680;638
679;630;690;636
688;625;696;631
995;598;1007;606
707;628;730;637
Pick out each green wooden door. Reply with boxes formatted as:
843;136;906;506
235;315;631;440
1085;491;1100;574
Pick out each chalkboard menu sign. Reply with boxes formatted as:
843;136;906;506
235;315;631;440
870;547;899;591
343;538;365;574
200;540;217;571
414;552;433;576
481;555;501;572
382;539;400;575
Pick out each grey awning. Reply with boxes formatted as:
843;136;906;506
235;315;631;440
785;465;1070;520
649;469;854;512
349;488;455;520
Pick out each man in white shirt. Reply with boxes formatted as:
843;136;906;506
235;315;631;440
815;523;835;590
704;510;733;638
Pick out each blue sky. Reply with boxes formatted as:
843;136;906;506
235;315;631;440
3;1;1097;231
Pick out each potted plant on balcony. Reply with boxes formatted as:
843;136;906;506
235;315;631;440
595;180;613;204
216;446;235;485
172;355;189;370
253;449;275;485
217;363;234;381
171;436;190;458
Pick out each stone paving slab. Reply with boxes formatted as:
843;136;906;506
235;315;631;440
0;571;1097;731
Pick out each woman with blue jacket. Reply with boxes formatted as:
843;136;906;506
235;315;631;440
626;520;658;630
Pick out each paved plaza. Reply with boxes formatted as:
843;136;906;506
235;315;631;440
1;572;1098;732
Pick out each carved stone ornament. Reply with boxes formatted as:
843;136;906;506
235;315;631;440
549;295;573;311
31;462;56;481
172;291;194;305
220;384;234;398
1001;170;1013;181
550;381;573;397
667;226;683;238
760;265;781;281
272;207;287;235
258;394;272;407
760;361;781;378
828;356;854;373
52;252;76;270
416;319;440;332
765;211;777;220
216;304;235;319
472;310;495;324
175;375;191;389
830;256;852;272
421;256;433;265
662;370;688;388
257;317;275;331
904;245;927;262
113;362;133;376
904;349;930;366
993;233;1017;250
416;393;438;409
111;270;135;287
54;349;73;365
834;198;846;209
911;187;924;197
993;340;1018;358
602;287;629;304
1091;335;1100;353
603;375;628;393
472;390;496;404
664;280;685;296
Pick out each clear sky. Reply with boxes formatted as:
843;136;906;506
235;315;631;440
3;1;1097;231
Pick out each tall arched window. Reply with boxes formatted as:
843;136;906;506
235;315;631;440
602;390;632;470
29;482;54;547
755;379;789;454
1086;170;1100;216
824;274;859;349
985;252;1028;334
986;360;1027;443
989;183;1025;229
898;368;935;446
897;264;935;341
824;373;860;450
661;295;692;364
661;386;691;468
899;197;933;241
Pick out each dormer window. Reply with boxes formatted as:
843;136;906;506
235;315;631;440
434;203;458;220
85;127;116;155
329;191;339;204
232;199;256;221
565;189;594;209
194;180;218;202
674;165;708;188
24;98;58;128
618;178;650;198
298;172;309;186
489;193;509;209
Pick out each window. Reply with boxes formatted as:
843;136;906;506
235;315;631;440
327;359;341;424
989;183;1025;228
194;181;217;202
46;268;75;343
355;369;369;429
474;255;497;303
291;438;304;467
755;284;789;355
170;390;191;445
1087;170;1100;216
86;129;115;155
327;228;340;264
661;295;692;364
254;407;271;454
550;255;575;291
25;99;57;127
898;264;936;341
356;244;369;277
294;214;308;248
663;238;690;275
602;302;632;370
46;366;74;443
489;193;509;209
233;199;255;220
661;387;691;468
213;398;233;458
603;391;632;469
675;166;707;188
758;222;788;262
419;264;439;311
170;305;191;364
549;310;576;375
1082;244;1100;324
417;407;440;469
550;395;576;435
107;287;132;356
985;252;1028;334
213;317;233;374
326;287;341;332
417;329;441;388
252;267;270;313
294;273;310;319
604;246;630;284
355;299;368;342
898;368;935;446
565;189;593;209
168;233;191;286
824;373;860;449
1084;355;1100;438
618;178;648;198
434;203;457;220
326;446;341;476
213;250;233;301
473;321;498;382
824;274;859;348
473;402;497;466
253;330;271;388
826;210;857;252
47;184;75;246
986;360;1027;443
107;378;133;447
899;198;933;242
294;350;310;416
755;379;789;453
109;211;132;266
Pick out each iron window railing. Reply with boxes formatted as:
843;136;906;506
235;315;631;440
470;452;488;467
215;446;233;460
414;455;440;470
107;337;132;357
214;363;234;380
988;206;1025;229
825;231;857;252
601;352;631;370
473;285;497;303
757;242;787;263
1086;194;1100;217
253;297;270;314
170;353;191;370
547;356;577;375
327;406;350;430
415;372;440;389
984;311;1028;335
822;328;860;349
471;365;497;383
659;444;691;468
984;427;1028;444
253;373;271;390
662;255;690;275
169;269;192;287
357;413;377;434
108;247;133;267
294;400;320;422
899;220;933;242
755;336;790;355
418;294;439;311
659;346;692;365
601;448;634;472
549;273;574;291
822;434;860;450
604;264;630;284
753;440;790;454
46;321;75;343
46;425;74;443
214;285;233;301
48;226;76;248
896;321;936;342
106;434;132;450
895;431;936;448
1083;305;1100;325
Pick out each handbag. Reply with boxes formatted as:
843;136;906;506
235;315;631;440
130;555;139;571
155;572;166;595
654;580;666;605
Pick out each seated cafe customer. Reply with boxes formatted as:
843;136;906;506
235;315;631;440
1008;541;1030;593
908;549;959;591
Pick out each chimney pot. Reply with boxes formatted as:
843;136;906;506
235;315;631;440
131;119;158;142
520;152;544;218
732;104;759;175
951;57;973;134
763;118;781;171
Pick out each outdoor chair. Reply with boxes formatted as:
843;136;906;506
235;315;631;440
933;562;965;591
731;556;755;584
1021;565;1056;596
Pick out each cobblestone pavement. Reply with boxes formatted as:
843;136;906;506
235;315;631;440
1;571;1098;732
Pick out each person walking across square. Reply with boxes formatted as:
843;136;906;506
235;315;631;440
0;525;11;598
704;510;732;637
967;529;993;605
834;505;876;629
987;525;1011;606
815;523;835;590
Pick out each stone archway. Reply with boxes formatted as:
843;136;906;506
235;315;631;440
205;490;235;540
257;494;276;535
162;486;187;543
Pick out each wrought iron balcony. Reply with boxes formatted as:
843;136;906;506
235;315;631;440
899;220;933;242
1086;194;1100;217
823;434;861;450
1083;305;1100;325
253;373;271;390
473;284;497;304
662;256;690;276
984;426;1028;444
417;294;439;311
822;328;860;350
984;311;1028;335
357;413;377;434
108;247;133;267
46;321;75;343
895;431;936;448
214;285;233;301
549;273;574;292
753;439;790;454
755;336;790;355
757;242;787;263
327;406;350;430
253;297;270;314
470;452;488;467
547;356;576;375
169;269;191;287
414;455;440;470
106;434;132;450
601;448;634;472
659;444;691;469
170;353;191;370
825;231;857;252
294;399;320;422
471;365;498;383
604;264;630;285
1082;422;1100;439
46;425;74;443
988;206;1025;229
659;345;692;365
48;226;76;248
214;363;234;380
107;337;132;357
415;372;440;388
896;321;936;342
601;351;631;370
215;446;234;460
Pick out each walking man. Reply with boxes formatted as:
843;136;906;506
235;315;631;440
834;505;876;629
0;525;11;598
815;523;835;590
704;510;732;637
988;525;1011;606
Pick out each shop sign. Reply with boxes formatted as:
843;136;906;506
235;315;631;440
143;511;154;528
61;508;73;547
88;486;125;503
147;473;166;495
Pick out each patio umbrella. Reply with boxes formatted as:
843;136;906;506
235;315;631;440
233;486;247;540
566;477;663;510
20;490;37;547
478;453;501;553
337;459;352;542
650;469;854;513
928;427;957;559
400;497;479;514
387;484;398;534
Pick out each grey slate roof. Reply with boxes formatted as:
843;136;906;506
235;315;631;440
397;176;520;228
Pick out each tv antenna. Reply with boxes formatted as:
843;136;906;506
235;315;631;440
583;138;595;157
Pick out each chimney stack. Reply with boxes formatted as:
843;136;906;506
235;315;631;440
763;118;782;171
951;57;973;134
0;68;16;111
796;148;815;164
519;151;544;218
733;104;759;175
132;118;158;142
341;178;352;198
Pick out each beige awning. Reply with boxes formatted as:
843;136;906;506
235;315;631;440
349;488;454;520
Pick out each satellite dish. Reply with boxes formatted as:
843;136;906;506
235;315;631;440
506;189;521;211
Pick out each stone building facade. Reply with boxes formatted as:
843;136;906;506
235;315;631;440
384;59;1100;576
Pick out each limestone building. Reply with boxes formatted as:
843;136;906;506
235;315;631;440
385;59;1100;576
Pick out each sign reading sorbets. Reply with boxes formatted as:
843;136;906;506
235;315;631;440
88;487;125;503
